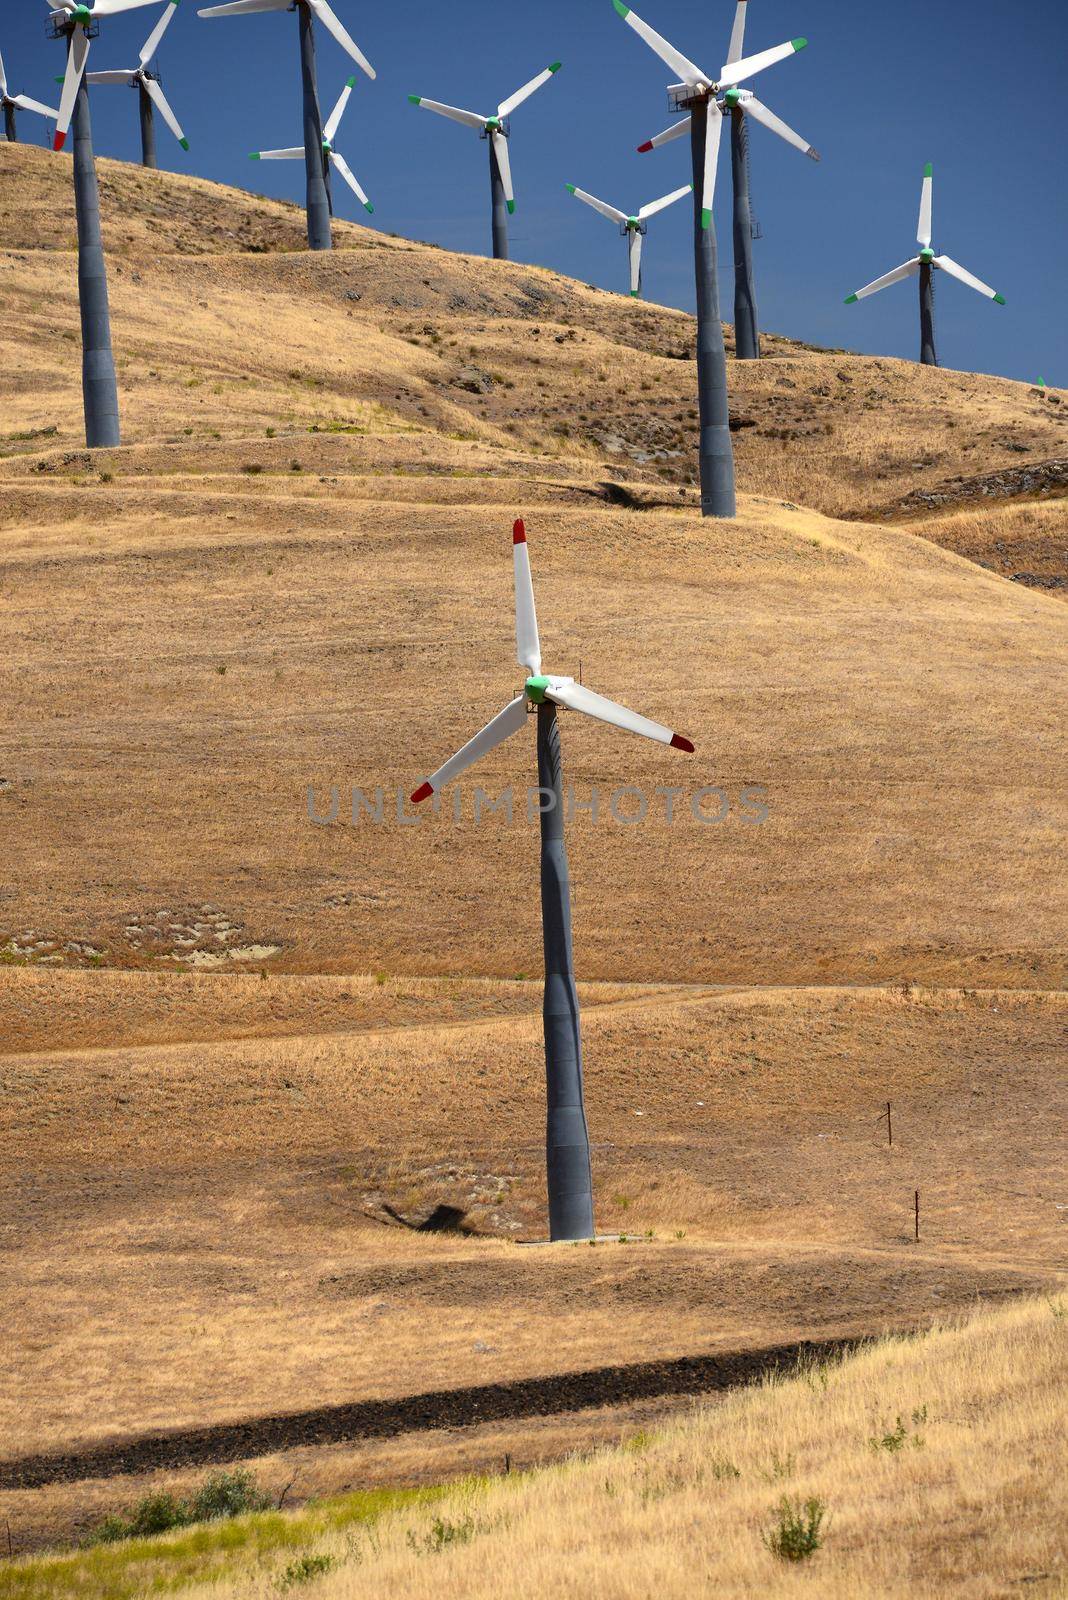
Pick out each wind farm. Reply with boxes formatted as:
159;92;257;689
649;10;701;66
0;1;1064;1596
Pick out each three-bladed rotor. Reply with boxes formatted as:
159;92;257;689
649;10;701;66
250;73;373;212
410;520;693;806
566;181;691;296
84;0;189;151
408;63;562;217
845;165;1006;307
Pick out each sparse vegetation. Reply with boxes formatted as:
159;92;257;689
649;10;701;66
761;1494;827;1562
85;1469;272;1545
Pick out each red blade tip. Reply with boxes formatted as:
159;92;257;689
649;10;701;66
512;518;526;544
53;132;67;151
637;140;653;153
670;734;695;753
410;781;434;804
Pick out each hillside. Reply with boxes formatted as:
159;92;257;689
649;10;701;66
0;144;1064;1557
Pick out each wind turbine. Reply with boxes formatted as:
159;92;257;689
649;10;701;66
84;0;187;169
250;74;373;218
613;0;808;515
1;47;59;141
408;61;562;261
197;0;375;252
47;0;163;449
845;164;1005;368
410;519;694;1242
633;1;818;361
565;181;691;298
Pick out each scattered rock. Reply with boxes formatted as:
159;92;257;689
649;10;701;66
451;366;494;395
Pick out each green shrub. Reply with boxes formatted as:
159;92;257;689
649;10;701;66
189;1469;272;1522
278;1553;338;1588
406;1515;476;1555
762;1495;827;1562
85;1469;271;1545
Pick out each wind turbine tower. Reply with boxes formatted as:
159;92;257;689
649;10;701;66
410;521;694;1241
197;0;375;251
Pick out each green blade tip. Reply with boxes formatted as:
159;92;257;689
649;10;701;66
629;289;639;297
364;201;374;214
346;75;356;88
565;183;576;193
700;207;711;229
407;94;421;105
844;293;858;304
506;199;516;214
179;137;189;150
613;0;630;16
549;61;562;73
249;151;260;160
792;37;807;51
923;162;933;177
993;293;1006;305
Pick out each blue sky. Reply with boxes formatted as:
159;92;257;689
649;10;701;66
6;0;1066;383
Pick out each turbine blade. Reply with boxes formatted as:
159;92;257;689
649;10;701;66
566;185;627;224
725;0;747;65
934;255;1004;302
917;162;933;248
740;93;818;159
700;95;723;228
718;36;807;89
91;0;171;15
407;96;485;130
491;128;514;212
0;47;8;99
305;0;375;79
329;149;373;211
546;680;694;751
53;27;90;151
323;74;355;143
84;70;138;84
249;146;304;159
628;228;643;296
844;258;921;302
611;1;707;88
11;94;61;117
411;697;528;802
497;60;561;119
637;115;690;153
140;0;179;65
197;0;291;18
513;519;541;674
142;75;188;147
638;181;691;219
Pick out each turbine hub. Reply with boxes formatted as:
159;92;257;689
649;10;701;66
524;674;551;704
723;87;742;107
919;248;935;264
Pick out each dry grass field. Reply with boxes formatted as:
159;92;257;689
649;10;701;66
0;142;1065;1578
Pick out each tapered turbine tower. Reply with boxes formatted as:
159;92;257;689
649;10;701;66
408;62;562;260
197;0;374;251
845;165;1005;367
634;1;818;361
1;46;59;140
566;181;691;298
250;74;373;218
48;0;163;448
410;520;694;1242
85;0;188;169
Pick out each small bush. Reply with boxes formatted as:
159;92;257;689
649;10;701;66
407;1515;476;1555
762;1495;827;1563
85;1470;271;1545
242;463;264;474
278;1553;337;1588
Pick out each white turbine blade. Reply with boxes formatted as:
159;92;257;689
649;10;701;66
411;697;528;802
197;0;290;17
407;96;486;130
546;680;694;752
85;70;137;84
91;0;168;15
140;0;179;66
53;27;89;151
0;47;7;99
305;0;375;80
329;150;373;212
637;116;690;153
845;258;921;302
934;255;1004;302
250;146;303;159
741;94;818;160
512;519;541;674
718;35;807;89
491;128;514;211
323;74;355;142
12;94;62;117
566;185;627;224
725;0;747;65
612;1;707;88
700;96;723;227
142;75;188;147
497;61;561;119
638;181;691;219
917;162;933;248
628;229;643;296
